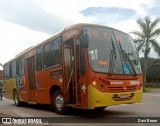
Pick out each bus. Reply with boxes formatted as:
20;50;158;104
3;23;143;114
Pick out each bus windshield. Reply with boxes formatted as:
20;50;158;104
83;26;142;75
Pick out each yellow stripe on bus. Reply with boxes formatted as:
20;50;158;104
87;84;143;108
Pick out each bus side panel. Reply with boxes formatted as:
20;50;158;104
4;78;17;100
35;89;50;104
35;70;50;104
35;68;63;104
17;76;29;102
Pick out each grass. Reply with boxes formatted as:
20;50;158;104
143;87;160;93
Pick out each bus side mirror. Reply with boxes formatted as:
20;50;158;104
80;30;89;48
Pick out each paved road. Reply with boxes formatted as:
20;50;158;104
0;93;160;126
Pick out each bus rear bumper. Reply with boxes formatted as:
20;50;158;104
87;85;143;108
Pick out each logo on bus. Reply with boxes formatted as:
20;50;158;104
111;81;123;84
130;81;140;85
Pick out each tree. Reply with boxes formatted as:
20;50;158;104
131;16;160;90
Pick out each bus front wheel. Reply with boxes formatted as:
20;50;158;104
13;90;21;107
95;107;106;111
52;90;66;114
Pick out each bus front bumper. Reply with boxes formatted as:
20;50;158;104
87;85;143;108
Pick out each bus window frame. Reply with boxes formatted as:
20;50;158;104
76;37;86;76
43;36;62;70
18;56;25;76
4;63;10;79
84;26;142;76
10;59;17;78
36;45;43;71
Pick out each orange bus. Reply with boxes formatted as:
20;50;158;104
3;23;143;114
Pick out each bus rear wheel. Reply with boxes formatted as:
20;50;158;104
52;90;66;114
13;90;21;107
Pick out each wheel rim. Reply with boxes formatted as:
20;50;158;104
55;94;64;111
14;92;18;105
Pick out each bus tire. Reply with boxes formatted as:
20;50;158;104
52;90;66;114
95;107;106;111
13;90;21;107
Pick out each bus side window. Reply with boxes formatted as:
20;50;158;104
43;37;61;68
11;60;16;78
4;63;10;79
44;43;51;68
18;56;24;76
36;46;42;70
50;37;62;66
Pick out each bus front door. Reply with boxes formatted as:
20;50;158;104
63;38;82;106
27;56;36;102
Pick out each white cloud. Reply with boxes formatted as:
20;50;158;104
0;0;159;69
43;0;93;24
0;20;50;65
109;19;139;33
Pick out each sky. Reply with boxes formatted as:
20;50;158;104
0;0;160;69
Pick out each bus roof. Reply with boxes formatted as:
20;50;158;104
3;23;128;65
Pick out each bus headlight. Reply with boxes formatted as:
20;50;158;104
98;84;105;92
92;81;97;86
92;80;105;92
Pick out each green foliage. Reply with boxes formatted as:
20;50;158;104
131;16;160;89
140;57;160;84
0;81;3;91
147;64;160;83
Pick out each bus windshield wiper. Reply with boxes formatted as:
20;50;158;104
118;41;137;76
108;38;117;76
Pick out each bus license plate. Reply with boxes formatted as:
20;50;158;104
120;94;129;98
